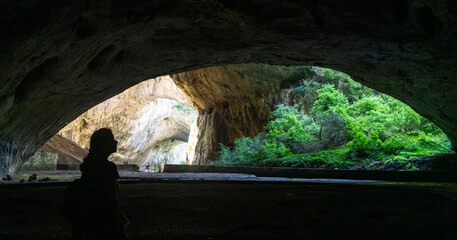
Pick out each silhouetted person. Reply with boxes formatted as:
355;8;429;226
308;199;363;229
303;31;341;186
67;128;128;240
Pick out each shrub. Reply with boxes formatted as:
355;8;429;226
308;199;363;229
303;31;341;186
319;114;348;148
382;137;406;154
346;131;382;157
265;105;314;148
259;141;291;161
23;150;58;171
302;116;320;138
233;137;262;164
311;84;349;117
217;143;233;165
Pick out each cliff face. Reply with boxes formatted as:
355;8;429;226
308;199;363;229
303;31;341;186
1;0;457;177
57;76;197;166
172;64;315;163
46;64;316;166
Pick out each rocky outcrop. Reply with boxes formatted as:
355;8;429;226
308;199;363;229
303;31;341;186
1;0;457;176
137;139;188;171
172;64;315;163
57;77;197;166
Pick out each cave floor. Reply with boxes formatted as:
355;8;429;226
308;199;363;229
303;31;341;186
1;175;457;240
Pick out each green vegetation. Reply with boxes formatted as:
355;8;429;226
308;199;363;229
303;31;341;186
14;172;81;181
215;67;452;170
21;150;58;171
173;103;198;114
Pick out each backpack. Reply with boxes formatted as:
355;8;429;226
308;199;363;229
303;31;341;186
63;178;86;223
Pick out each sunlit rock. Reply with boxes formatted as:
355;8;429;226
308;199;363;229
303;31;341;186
186;120;199;165
110;98;197;165
137;139;188;171
56;77;197;166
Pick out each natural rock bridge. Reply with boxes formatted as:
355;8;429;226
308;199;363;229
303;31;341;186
1;0;457;177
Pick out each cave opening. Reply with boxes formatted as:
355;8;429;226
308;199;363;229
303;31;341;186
18;64;452;175
21;76;199;173
2;0;457;179
201;65;453;172
3;1;457;239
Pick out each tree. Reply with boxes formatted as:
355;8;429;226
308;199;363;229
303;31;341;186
310;84;349;117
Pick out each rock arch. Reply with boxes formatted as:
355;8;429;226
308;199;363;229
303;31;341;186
1;0;456;176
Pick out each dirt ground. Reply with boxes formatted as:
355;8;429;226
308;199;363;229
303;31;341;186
1;179;457;240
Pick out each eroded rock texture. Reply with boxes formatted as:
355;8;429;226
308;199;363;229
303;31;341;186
1;0;457;176
57;77;196;166
172;64;314;163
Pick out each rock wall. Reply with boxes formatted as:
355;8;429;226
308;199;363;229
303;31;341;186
57;77;197;166
172;64;315;163
137;139;188;171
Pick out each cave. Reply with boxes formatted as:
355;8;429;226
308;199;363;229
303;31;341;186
53;76;198;170
1;0;457;178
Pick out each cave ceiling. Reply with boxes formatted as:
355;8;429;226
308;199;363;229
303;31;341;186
0;0;456;175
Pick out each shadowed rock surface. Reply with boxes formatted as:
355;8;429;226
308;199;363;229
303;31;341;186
40;135;88;165
172;64;315;163
1;0;457;176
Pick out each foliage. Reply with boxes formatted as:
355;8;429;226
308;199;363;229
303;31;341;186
260;140;291;161
310;84;349;117
265;106;313;146
14;172;81;180
346;131;382;157
215;67;452;171
382;137;406;154
216;105;315;166
319;114;347;148
233;137;262;164
22;150;58;171
173;103;197;114
262;148;357;169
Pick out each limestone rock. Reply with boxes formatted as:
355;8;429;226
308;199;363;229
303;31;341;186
56;77;197;166
172;64;315;163
137;139;189;171
58;76;193;148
